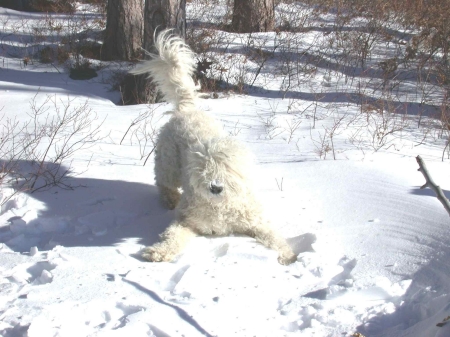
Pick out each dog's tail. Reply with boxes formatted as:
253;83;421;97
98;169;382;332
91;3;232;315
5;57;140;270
130;30;197;112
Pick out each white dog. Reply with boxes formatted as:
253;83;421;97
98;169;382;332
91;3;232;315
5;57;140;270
132;30;296;265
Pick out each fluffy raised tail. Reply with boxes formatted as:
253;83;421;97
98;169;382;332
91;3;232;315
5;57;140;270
130;30;197;111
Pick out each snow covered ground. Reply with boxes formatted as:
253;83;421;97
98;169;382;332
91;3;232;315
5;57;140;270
1;3;450;337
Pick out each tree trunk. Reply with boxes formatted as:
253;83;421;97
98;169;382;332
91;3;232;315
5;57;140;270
119;72;162;105
142;0;186;51
132;0;186;105
101;0;143;61
231;0;275;33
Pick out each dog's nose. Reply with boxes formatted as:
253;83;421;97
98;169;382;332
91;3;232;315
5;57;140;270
210;182;223;194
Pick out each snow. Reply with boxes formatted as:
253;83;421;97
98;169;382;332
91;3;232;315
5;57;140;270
1;3;450;337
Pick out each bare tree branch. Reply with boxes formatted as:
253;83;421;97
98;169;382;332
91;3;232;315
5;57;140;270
416;155;450;217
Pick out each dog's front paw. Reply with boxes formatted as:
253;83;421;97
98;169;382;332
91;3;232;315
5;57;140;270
141;246;169;262
278;252;297;265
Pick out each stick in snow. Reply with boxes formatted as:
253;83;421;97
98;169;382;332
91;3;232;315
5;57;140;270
416;155;450;217
437;316;450;327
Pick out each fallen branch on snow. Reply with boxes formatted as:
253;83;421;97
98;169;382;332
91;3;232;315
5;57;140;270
416;155;450;217
437;316;450;327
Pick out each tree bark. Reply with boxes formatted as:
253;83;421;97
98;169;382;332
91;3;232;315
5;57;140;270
231;0;275;33
101;0;143;61
132;0;186;105
142;0;186;51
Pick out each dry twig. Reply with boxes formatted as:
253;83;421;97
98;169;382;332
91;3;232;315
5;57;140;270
416;155;450;217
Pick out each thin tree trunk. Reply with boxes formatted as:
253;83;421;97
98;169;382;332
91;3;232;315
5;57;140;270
231;0;275;33
102;0;143;61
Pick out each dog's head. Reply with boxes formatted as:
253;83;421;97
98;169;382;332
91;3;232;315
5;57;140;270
187;138;252;204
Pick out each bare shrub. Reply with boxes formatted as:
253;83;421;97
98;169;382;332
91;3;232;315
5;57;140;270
310;128;332;160
3;3;106;69
436;94;450;160
275;2;313;32
120;105;164;165
0;93;104;206
187;28;278;93
283;117;302;144
256;108;283;140
181;0;450;160
31;0;76;13
356;97;411;152
227;120;246;137
310;109;346;160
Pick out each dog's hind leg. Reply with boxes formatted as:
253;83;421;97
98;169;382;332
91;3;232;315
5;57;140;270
158;185;181;210
141;222;197;262
154;124;182;209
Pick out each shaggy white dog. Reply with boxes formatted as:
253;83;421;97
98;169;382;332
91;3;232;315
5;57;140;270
132;30;296;265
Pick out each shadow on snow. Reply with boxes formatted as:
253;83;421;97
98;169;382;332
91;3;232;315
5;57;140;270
0;160;172;254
